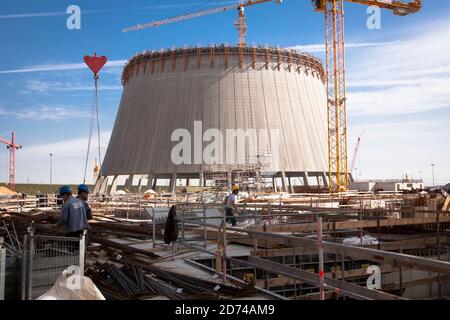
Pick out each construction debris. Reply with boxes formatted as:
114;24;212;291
1;189;450;300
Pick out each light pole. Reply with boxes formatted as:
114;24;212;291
431;163;435;187
49;153;53;186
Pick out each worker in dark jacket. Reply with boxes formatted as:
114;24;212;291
164;205;179;260
164;205;178;245
76;184;93;220
57;185;89;237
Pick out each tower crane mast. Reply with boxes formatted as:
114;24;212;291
313;0;421;192
123;0;422;193
0;131;22;191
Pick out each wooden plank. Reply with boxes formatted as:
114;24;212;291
190;227;281;248
382;274;449;291
443;197;450;211
252;247;317;257
295;291;336;300
193;224;450;273
329;265;396;279
365;236;448;251
255;265;396;287
231;256;405;300
251;216;450;233
251;236;448;258
255;277;298;288
244;229;450;274
89;234;159;258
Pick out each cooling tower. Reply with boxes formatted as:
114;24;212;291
97;46;330;193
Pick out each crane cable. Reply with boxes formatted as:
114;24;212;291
95;78;102;169
83;75;102;183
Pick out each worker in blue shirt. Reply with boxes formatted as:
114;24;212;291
57;185;90;237
76;184;93;220
224;185;239;226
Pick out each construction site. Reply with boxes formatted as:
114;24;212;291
2;0;450;302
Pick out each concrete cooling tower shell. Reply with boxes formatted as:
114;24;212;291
98;46;329;193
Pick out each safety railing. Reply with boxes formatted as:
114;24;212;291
0;238;6;300
0;194;62;212
21;224;86;300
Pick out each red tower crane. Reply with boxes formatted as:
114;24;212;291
0;131;22;191
350;130;365;175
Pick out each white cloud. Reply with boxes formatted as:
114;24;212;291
348;78;450;115
289;41;398;53
25;80;51;92
24;80;122;93
0;106;90;121
348;119;450;186
0;2;237;20
289;20;450;117
13;132;111;185
0;11;67;19
0;59;126;74
346;19;450;115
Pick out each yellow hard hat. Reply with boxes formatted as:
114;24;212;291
232;185;240;192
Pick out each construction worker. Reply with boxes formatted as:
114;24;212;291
77;184;93;220
57;185;90;237
224;185;239;226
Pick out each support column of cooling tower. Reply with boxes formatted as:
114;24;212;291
146;174;154;190
199;171;204;187
322;172;329;188
126;174;134;191
281;171;288;193
303;172;310;187
99;177;109;195
137;176;143;193
170;173;177;193
109;175;119;194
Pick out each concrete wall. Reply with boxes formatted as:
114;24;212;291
349;181;376;192
101;47;328;179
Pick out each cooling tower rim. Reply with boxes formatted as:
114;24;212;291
121;45;325;85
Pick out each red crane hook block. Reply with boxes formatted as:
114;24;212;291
84;52;108;79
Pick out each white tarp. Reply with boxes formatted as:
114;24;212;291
342;235;379;246
37;267;105;300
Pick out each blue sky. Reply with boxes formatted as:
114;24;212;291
0;0;449;186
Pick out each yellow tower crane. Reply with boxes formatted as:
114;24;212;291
313;0;421;192
123;0;422;193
